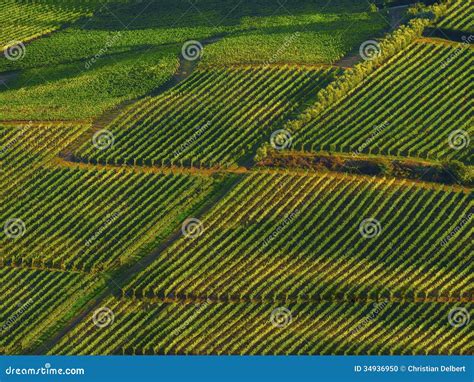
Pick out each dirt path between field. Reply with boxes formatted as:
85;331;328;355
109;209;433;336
92;35;224;131
51;157;249;176
33;173;242;355
51;157;471;194
57;35;225;158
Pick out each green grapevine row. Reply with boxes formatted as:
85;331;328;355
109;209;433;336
436;0;473;33
0;0;93;49
0;123;89;202
74;66;340;168
0;266;98;354
50;297;473;355
125;172;473;302
0;166;213;272
293;41;473;164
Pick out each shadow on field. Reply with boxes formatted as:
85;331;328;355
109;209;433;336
84;0;374;30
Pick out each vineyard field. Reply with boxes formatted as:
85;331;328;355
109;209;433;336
124;172;473;302
435;0;474;33
0;0;94;50
50;297;474;355
0;166;214;272
0;47;179;121
0;0;472;362
0;266;100;354
292;40;473;164
74;66;340;167
0;123;88;169
0;123;90;208
199;6;386;67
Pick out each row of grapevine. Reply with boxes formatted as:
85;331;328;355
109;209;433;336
74;65;341;168
0;0;94;49
0;266;100;354
435;0;474;33
0;123;88;168
0;166;214;272
124;172;473;302
291;41;473;163
0;123;89;203
51;297;473;355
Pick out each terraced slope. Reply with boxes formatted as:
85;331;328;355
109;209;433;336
0;167;213;272
293;41;473;164
50;297;473;355
74;66;341;168
0;266;100;354
124;172;473;302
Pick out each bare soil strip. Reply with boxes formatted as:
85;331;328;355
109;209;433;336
52;156;472;194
